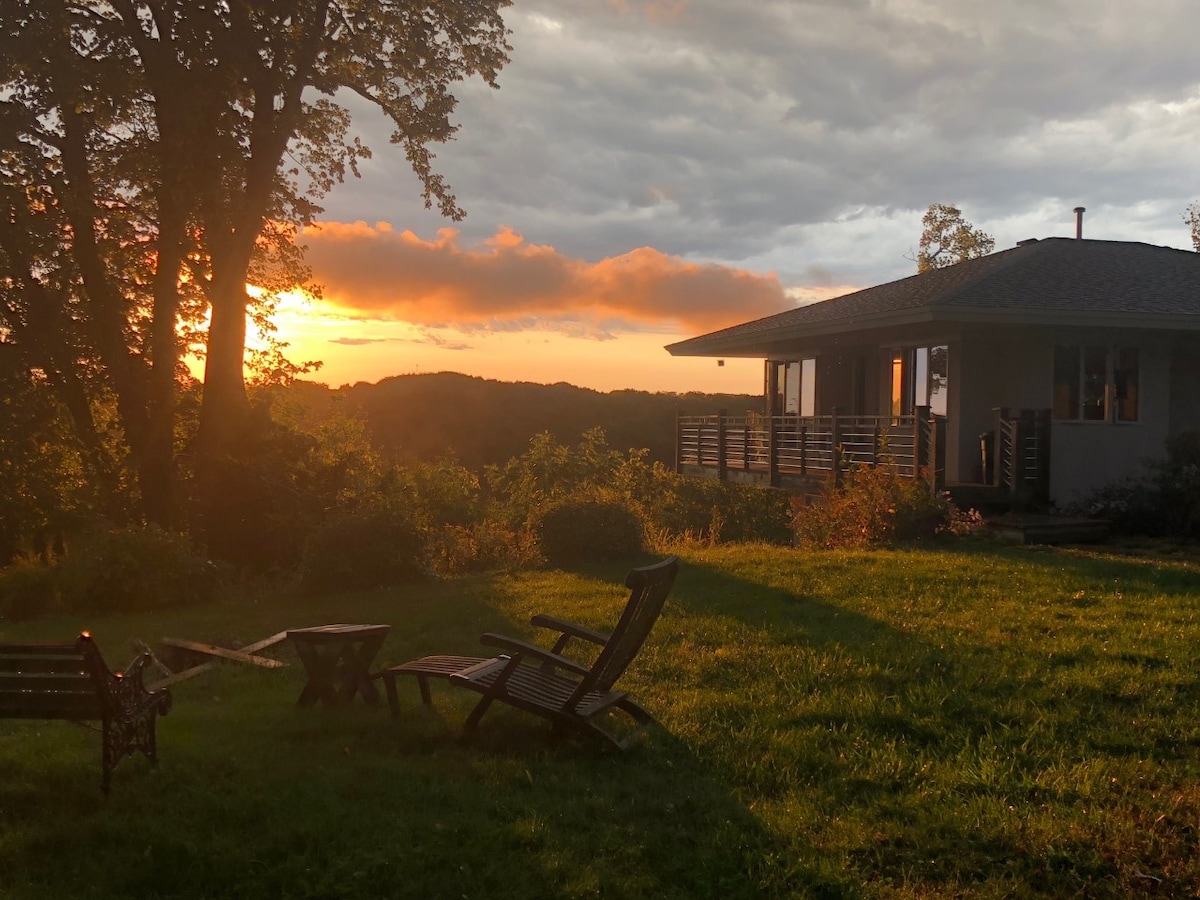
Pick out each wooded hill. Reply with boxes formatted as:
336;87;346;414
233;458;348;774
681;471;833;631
275;372;759;471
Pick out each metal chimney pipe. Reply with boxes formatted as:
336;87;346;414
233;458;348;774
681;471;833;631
1074;206;1086;239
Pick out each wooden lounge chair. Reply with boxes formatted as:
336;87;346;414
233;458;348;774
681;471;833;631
380;556;679;749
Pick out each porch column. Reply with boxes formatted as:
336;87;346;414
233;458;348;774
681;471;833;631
765;361;780;487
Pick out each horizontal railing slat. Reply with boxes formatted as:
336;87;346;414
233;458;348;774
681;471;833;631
678;413;925;481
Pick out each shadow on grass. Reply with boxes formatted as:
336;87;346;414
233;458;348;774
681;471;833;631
650;549;1199;896
0;566;839;900
5;548;1198;897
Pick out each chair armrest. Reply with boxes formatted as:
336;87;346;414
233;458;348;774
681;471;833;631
530;614;610;647
478;633;591;677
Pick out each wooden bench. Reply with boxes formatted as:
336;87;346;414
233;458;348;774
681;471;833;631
0;632;172;793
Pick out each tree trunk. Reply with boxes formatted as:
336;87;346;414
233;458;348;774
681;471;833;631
195;283;253;560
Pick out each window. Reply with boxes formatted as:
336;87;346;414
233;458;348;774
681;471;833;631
774;358;816;416
1053;345;1139;422
892;345;948;417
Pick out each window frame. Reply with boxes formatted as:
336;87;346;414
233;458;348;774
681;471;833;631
1052;344;1139;424
774;358;817;417
891;345;948;418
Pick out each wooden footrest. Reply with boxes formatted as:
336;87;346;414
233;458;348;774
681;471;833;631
377;655;489;713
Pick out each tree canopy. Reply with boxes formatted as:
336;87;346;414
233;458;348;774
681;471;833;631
1185;203;1200;252
916;203;995;272
0;1;510;555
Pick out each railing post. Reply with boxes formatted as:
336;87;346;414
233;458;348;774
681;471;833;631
675;412;682;474
914;405;929;483
928;416;941;495
871;422;881;467
1034;408;1052;505
716;408;727;482
1013;409;1035;510
831;407;843;488
992;406;1009;489
767;414;779;487
799;422;807;477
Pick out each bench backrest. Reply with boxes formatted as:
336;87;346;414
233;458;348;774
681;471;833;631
0;634;112;721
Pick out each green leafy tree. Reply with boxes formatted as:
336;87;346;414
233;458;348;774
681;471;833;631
916;203;995;272
0;1;510;558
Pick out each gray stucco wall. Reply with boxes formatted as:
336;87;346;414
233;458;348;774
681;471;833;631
944;328;1177;503
954;329;1172;504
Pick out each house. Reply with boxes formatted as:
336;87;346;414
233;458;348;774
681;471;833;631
665;236;1200;507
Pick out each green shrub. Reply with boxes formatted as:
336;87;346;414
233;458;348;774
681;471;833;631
1070;430;1200;538
421;521;540;576
793;464;974;549
532;497;644;567
57;525;216;614
0;557;59;621
392;456;482;530
485;429;626;529
302;508;424;591
637;465;793;545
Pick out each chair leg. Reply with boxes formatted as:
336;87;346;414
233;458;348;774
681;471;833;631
382;674;401;717
461;695;494;737
416;675;432;705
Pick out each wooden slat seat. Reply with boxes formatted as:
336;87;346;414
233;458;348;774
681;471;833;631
381;556;679;749
0;633;172;792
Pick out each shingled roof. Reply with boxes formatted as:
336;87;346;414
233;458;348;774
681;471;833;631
667;238;1200;357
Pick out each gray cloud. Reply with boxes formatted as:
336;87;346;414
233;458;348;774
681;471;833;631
316;0;1200;304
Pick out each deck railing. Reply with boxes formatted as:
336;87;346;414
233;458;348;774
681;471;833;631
676;408;940;491
992;407;1051;506
678;406;1050;507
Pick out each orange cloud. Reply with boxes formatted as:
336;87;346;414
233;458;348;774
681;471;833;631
297;222;790;335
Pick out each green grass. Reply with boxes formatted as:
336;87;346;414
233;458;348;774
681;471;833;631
2;543;1199;898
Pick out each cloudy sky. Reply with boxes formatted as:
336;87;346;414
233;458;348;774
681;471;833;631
277;0;1200;393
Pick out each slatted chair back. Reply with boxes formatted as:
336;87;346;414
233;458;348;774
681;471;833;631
577;555;679;697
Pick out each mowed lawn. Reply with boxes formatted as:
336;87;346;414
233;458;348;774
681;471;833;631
1;542;1198;898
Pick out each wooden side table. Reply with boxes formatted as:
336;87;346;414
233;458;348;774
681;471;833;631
286;624;390;708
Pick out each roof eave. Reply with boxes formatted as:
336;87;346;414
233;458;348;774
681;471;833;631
666;306;1200;358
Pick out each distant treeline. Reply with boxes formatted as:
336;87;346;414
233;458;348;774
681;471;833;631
271;372;762;471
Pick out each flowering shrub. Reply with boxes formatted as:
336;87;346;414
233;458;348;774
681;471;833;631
793;463;978;549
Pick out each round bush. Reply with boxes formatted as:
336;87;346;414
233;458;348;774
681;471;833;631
302;508;424;592
532;498;643;567
57;526;216;614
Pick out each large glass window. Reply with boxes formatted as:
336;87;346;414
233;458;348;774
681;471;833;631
1053;345;1139;423
775;358;817;416
928;346;948;417
891;355;908;416
799;358;816;418
892;345;948;417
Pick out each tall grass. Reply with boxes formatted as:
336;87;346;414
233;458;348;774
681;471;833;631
1;542;1198;898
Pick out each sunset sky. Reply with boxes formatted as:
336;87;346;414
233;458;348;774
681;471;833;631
274;0;1200;394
